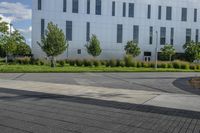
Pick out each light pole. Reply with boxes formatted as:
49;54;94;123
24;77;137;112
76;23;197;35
9;23;13;35
155;31;158;69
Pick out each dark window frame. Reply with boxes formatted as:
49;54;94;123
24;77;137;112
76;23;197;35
66;21;72;41
87;0;90;14
166;6;172;20
128;3;134;17
160;27;166;45
117;24;123;43
96;0;101;15
149;26;153;45
38;0;42;10
182;8;187;21
112;1;115;16
72;0;79;13
158;6;162;20
63;0;67;12
123;2;126;17
133;25;139;43
147;5;151;19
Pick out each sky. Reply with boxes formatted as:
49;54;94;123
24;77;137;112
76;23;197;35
0;0;32;46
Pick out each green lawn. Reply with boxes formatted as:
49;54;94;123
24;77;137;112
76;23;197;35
0;64;199;73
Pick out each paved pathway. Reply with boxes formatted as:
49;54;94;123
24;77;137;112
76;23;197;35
0;78;199;133
0;73;200;133
0;72;199;94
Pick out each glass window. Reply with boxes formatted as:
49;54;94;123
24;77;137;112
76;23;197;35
160;27;166;45
133;25;139;43
149;26;153;45
123;3;126;17
41;19;45;38
66;21;72;41
63;0;67;12
38;0;41;10
87;0;90;14
166;6;172;20
158;6;162;20
147;5;151;19
182;8;187;21
196;29;199;43
112;1;115;16
129;3;134;17
117;24;123;43
86;22;90;42
194;9;197;22
170;28;174;45
96;0;101;15
77;49;81;54
72;0;78;13
186;29;191;43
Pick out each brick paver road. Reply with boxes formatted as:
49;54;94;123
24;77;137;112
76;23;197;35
0;88;200;133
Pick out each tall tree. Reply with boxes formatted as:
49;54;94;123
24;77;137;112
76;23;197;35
160;44;176;61
124;41;141;58
38;22;68;67
183;41;200;62
0;17;9;34
85;35;102;58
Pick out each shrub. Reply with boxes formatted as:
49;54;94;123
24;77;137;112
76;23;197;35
58;60;65;67
119;60;125;67
83;59;93;67
15;57;31;65
167;63;173;68
116;60;121;67
172;61;181;69
190;64;196;70
181;63;190;69
94;60;101;67
75;59;83;67
40;60;45;66
124;55;133;67
160;62;168;68
149;62;155;68
109;59;117;67
100;60;107;66
142;62;149;68
196;65;200;70
69;60;76;66
137;62;142;68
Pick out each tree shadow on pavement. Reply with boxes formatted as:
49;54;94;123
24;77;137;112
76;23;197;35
173;77;200;95
0;87;200;120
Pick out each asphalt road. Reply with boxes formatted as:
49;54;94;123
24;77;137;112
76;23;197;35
0;72;199;94
0;72;200;133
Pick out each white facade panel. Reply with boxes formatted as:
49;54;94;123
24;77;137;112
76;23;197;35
32;0;200;60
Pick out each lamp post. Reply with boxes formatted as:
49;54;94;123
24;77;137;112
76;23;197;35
9;23;13;35
155;31;158;69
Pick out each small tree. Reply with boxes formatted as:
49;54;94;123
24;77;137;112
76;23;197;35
183;41;200;62
160;44;176;61
85;35;102;58
124;41;141;57
38;22;68;67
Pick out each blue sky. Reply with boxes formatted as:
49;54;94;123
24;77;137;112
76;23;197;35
0;0;32;46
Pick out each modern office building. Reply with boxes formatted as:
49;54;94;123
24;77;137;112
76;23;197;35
32;0;200;61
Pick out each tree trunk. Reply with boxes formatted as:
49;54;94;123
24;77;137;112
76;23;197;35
169;55;172;62
50;56;56;68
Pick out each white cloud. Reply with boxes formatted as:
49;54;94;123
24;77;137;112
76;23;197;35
0;2;31;22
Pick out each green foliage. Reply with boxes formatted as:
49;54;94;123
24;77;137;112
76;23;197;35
0;17;9;34
93;60;101;67
75;59;83;67
124;41;141;57
109;59;117;67
38;22;68;67
172;61;181;69
190;64;196;70
183;41;200;62
58;60;65;67
85;35;102;58
160;44;176;61
181;63;190;69
124;55;134;67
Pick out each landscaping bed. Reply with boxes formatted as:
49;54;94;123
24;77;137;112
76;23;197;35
190;78;200;89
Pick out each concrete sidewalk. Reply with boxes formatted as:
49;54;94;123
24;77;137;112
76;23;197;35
0;79;199;112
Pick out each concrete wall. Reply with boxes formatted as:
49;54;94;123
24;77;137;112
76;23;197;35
32;0;200;60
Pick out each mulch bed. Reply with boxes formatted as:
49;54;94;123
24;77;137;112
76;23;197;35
190;78;200;89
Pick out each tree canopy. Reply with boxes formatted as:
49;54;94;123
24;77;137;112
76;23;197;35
124;41;141;57
85;35;102;58
38;22;68;67
160;44;176;61
0;17;9;34
183;41;200;62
